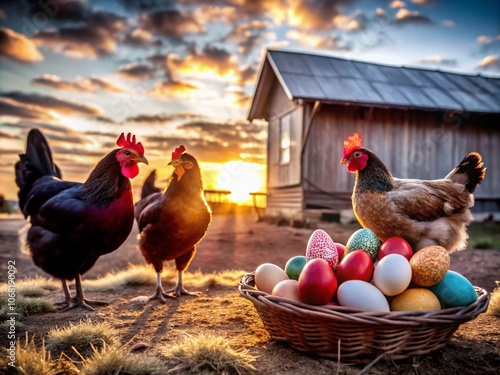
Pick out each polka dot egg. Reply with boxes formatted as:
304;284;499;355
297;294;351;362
345;228;380;262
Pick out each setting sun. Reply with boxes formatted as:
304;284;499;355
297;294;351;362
215;161;266;205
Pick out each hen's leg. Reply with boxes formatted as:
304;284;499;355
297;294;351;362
149;271;175;303
55;279;72;307
62;275;108;311
165;247;199;297
165;271;199;297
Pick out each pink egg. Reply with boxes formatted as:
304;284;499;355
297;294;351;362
306;229;338;269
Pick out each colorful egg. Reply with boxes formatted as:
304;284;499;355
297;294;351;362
336;250;374;284
391;288;441;311
345;228;380;262
298;258;338;305
284;256;307;280
272;279;301;302
255;263;289;294
410;245;449;287
429;270;478;308
337;280;390;312
306;229;338;269
373;254;412;296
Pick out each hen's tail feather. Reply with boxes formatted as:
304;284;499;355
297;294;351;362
446;152;486;193
140;169;161;199
15;129;61;212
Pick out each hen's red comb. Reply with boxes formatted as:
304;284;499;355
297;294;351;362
343;133;362;158
117;133;144;156
171;145;186;161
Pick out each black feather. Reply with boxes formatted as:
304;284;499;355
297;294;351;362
452;152;486;193
140;169;161;199
15;129;61;215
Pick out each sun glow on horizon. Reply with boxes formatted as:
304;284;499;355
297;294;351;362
214;161;266;205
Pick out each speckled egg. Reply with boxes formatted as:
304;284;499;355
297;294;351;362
306;229;338;269
345;229;380;262
391;288;441;311
429;270;478;308
410;245;449;287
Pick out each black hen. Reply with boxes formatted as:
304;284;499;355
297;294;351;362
15;129;148;310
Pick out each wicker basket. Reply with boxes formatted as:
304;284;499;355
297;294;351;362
239;272;490;360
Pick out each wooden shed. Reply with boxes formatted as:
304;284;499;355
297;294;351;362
248;49;500;220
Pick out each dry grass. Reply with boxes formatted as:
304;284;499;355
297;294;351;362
0;277;57;321
165;333;257;374
80;342;165;375
46;319;117;361
82;264;246;292
488;281;500;317
0;333;79;375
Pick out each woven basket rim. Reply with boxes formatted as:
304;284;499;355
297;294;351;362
239;272;490;326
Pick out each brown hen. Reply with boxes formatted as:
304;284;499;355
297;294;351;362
340;133;486;253
135;145;212;302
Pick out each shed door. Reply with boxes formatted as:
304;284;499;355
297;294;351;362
268;107;302;188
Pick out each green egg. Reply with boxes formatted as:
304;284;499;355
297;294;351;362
346;229;380;262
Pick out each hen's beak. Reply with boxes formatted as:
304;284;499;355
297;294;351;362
168;160;181;167
136;155;149;165
339;158;348;166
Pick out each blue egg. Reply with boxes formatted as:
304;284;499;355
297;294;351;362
429;271;477;308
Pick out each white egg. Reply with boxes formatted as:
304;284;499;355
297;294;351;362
337;280;390;312
255;263;289;294
373;254;412;296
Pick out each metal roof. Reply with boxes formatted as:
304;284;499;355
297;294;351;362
248;50;500;120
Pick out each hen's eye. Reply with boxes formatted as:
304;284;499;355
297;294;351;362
353;151;362;158
124;150;131;156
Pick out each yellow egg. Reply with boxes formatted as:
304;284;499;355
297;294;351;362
391;288;441;311
255;263;289;294
410;245;449;287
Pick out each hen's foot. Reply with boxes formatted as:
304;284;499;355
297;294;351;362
149;287;175;303
61;298;108;312
165;285;199;298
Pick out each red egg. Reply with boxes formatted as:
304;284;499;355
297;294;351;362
298;258;337;305
378;237;413;261
336;250;374;285
334;243;346;261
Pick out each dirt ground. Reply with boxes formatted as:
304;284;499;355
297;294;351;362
0;210;499;374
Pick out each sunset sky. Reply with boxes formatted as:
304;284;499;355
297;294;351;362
1;0;499;204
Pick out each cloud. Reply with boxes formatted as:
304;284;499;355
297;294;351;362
26;0;88;21
31;74;125;94
0;98;57;121
394;9;432;25
126;113;175;124
476;55;500;71
288;0;353;31
442;19;454;27
390;1;406;9
139;8;204;41
32;11;127;58
167;45;240;81
225;20;273;57
286;29;348;50
151;80;203;99
123;28;162;47
126;111;205;124
418;55;457;66
1;92;103;116
476;35;500;56
118;63;156;80
88;77;125;93
0;27;44;63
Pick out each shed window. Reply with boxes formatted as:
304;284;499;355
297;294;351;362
279;114;291;165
